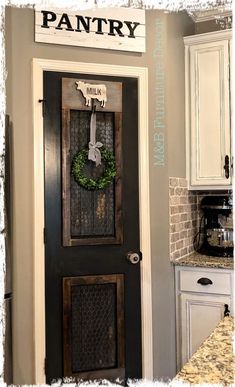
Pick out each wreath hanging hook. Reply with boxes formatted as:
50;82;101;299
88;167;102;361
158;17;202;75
88;100;103;167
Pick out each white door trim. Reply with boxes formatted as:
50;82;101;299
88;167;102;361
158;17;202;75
32;58;153;383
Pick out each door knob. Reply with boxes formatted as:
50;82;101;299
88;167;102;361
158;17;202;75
126;252;141;264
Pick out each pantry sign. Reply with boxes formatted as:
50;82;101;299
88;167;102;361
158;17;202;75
35;7;146;52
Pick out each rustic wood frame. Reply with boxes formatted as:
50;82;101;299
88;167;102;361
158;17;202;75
63;274;125;380
62;79;123;246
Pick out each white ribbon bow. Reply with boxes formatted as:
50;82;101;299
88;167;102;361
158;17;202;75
88;141;103;166
88;107;103;166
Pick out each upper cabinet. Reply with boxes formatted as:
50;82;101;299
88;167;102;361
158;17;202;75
184;30;232;190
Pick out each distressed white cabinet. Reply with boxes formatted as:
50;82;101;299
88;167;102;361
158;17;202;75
184;30;232;189
175;265;234;370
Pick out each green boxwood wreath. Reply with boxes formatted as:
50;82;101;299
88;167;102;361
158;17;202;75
72;147;116;190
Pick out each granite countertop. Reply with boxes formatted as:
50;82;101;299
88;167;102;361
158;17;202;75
172;316;234;386
174;251;233;270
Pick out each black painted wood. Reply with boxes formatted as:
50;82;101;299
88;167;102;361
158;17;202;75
44;71;141;383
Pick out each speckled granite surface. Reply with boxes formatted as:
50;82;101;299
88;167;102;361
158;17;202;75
174;251;233;269
173;316;234;386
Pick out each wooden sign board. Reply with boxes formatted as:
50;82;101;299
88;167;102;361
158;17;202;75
62;78;122;112
35;7;145;53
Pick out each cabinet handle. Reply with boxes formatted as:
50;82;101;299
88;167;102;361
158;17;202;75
197;277;213;285
224;155;230;179
224;304;230;317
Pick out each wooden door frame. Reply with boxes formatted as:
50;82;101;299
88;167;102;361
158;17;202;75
32;58;153;383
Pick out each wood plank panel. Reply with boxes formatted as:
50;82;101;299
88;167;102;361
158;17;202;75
35;7;146;53
62;78;122;112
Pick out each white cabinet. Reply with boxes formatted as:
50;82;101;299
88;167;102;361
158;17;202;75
175;265;233;370
184;30;232;189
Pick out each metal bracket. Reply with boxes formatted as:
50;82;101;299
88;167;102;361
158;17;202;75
39;99;46;117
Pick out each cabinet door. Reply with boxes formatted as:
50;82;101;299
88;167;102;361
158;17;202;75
189;40;231;187
180;293;231;367
229;39;233;183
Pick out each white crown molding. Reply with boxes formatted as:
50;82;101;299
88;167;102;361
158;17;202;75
188;8;232;23
184;28;232;45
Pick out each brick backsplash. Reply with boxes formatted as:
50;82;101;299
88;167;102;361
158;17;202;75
169;177;199;261
169;178;233;261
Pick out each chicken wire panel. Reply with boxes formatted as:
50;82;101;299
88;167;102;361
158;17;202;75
71;282;117;372
70;110;115;238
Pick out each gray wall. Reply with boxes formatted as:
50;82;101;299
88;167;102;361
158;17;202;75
5;6;194;384
147;10;194;380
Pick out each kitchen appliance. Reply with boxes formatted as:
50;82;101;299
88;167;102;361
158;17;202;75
194;195;233;257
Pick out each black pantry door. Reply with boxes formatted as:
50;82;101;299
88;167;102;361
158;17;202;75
43;71;142;383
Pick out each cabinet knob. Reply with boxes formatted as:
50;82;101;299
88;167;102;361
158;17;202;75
224;155;230;179
197;277;213;285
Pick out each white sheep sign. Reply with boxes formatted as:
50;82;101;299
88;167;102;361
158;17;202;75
76;81;107;107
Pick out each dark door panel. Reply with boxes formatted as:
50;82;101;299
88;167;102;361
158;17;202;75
44;71;141;383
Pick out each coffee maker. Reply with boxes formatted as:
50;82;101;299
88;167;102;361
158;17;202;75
194;195;233;257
